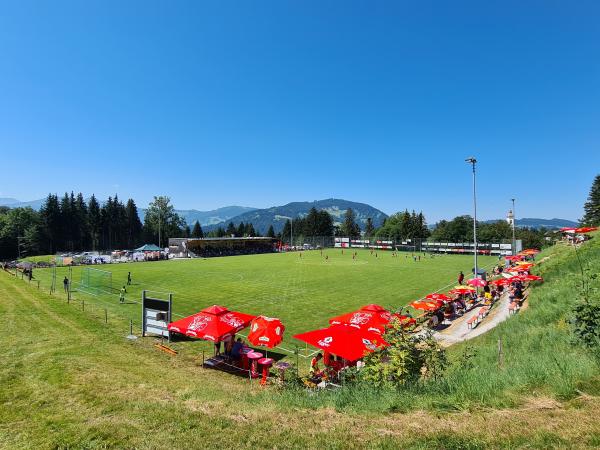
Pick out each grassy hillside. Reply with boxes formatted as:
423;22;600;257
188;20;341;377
1;240;599;448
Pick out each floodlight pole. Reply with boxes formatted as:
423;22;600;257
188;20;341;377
290;218;293;247
466;157;478;281
511;198;516;255
158;211;161;249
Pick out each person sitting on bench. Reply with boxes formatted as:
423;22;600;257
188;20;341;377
230;338;244;362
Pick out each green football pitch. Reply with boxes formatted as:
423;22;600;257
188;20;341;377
33;249;496;349
35;249;497;346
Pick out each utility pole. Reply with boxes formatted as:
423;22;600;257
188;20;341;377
466;157;478;280
290;217;293;247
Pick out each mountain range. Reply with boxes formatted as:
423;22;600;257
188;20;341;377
205;198;389;234
139;206;256;227
0;197;578;232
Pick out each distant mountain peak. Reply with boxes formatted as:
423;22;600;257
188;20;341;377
205;198;388;234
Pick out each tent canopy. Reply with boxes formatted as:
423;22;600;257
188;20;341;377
294;324;387;362
135;244;162;252
167;305;255;342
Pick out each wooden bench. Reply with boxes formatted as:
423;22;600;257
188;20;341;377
467;315;479;329
478;306;490;319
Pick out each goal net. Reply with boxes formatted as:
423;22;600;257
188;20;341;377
79;268;113;295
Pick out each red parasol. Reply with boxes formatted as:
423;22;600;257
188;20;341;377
467;278;486;287
449;286;476;295
329;304;414;333
505;255;525;261
491;278;512;286
167;305;255;342
575;227;598;233
519;274;543;282
410;300;443;311
293;324;387;362
247;316;285;348
519;249;540;255
425;293;451;302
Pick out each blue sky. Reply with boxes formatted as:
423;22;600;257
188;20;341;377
1;1;598;222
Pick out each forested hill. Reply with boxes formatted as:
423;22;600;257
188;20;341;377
206;199;388;234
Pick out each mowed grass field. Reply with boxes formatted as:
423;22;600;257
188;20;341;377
32;249;497;351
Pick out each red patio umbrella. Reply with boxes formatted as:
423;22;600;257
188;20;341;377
247;316;285;348
491;278;512;286
410;300;443;311
293;324;387;362
425;293;451;302
505;255;525;261
519;249;540;255
329;304;414;333
167;305;255;342
510;265;532;272
467;278;486;287
520;274;543;282
329;305;391;334
575;227;598;233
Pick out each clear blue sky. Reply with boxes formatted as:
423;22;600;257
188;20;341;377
1;1;598;222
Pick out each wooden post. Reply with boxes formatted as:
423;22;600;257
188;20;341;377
105;308;108;324
82;299;85;311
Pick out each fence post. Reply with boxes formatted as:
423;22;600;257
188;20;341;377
82;299;85;311
104;308;108;324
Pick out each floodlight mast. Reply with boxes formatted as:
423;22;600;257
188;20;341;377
465;157;478;281
511;198;516;255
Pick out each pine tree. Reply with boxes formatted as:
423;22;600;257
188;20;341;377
88;195;102;251
365;217;375;237
60;192;73;251
341;208;361;238
266;225;276;238
191;221;204;238
281;219;292;242
124;199;143;249
582;174;600;226
237;222;246;237
226;222;236;236
74;193;89;251
40;194;61;254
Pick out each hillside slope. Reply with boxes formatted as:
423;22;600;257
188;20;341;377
1;265;599;448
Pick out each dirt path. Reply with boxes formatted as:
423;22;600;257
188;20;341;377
434;292;512;346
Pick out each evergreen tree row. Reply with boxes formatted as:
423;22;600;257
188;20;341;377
38;192;145;253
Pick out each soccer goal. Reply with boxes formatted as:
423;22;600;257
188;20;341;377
79;267;113;295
